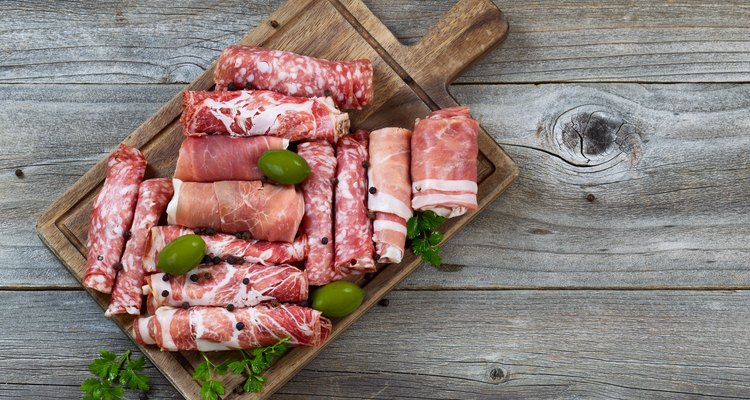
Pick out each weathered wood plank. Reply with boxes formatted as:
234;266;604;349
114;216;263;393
6;289;750;399
2;83;748;288
1;1;748;84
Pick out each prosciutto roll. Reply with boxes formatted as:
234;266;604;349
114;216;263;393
214;46;373;110
134;305;331;351
166;180;304;242
106;179;173;316
334;130;375;275
145;263;307;313
174;136;288;182
411;107;479;218
83;144;147;293
180;90;349;143
367;128;412;264
297;141;338;285
143;226;306;273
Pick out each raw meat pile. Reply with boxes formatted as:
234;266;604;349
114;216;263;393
83;46;480;353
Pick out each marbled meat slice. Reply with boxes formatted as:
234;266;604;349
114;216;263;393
214;46;373;110
106;178;173;316
411;106;479;218
83;144;147;293
134;304;332;351
180;90;349;143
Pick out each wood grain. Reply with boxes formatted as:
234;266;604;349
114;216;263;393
7;289;750;399
1;1;749;84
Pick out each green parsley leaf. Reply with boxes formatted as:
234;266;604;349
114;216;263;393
192;361;210;382
200;380;224;400
427;230;443;246
120;368;150;391
244;374;266;393
406;214;420;239
80;377;124;400
407;211;447;267
89;350;118;380
420;210;445;230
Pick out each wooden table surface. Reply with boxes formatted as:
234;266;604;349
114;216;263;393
2;1;750;398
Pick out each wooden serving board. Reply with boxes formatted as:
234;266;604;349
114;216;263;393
36;0;516;398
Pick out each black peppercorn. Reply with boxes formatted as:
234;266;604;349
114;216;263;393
331;177;338;185
115;262;123;271
373;253;380;261
379;298;390;307
367;211;375;220
369;187;377;194
226;256;237;264
204;272;213;280
245;81;253;89
236;322;245;330
181;302;190;309
242;277;250;285
205;227;215;235
190;274;199;282
227;82;236;91
299;300;308;307
162;274;170;282
124;231;132;239
321;237;329;245
202;255;211;264
14;169;23;178
323;89;331;97
362;160;369;168
161;290;169;297
139;392;149;400
260;175;268;183
270;299;280;307
226;304;235;312
212;256;221;265
269;19;280;28
97;255;103;261
194;227;204;235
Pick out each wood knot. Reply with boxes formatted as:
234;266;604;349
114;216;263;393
489;367;509;384
552;105;642;167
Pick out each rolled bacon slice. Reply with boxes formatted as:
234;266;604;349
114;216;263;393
180;90;349;143
214;46;373;110
145;263;307;313
297;141;338;285
166;179;304;242
83;144;147;293
143;226;306;273
106;179;173;316
134;304;331;351
334;130;375;275
411;107;479;218
174;136;288;182
367;128;412;264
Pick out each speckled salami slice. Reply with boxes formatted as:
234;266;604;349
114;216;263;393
180;90;349;143
334;130;375;275
297;141;338;285
106;178;173;316
214;46;373;110
83;145;147;294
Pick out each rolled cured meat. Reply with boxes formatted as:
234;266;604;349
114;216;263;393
174;136;288;182
214;46;373;110
166;179;304;242
134;304;331;351
180;90;349;143
145;263;307;313
83;144;147;293
143;226;306;272
106;179;173;316
411;107;479;218
297;141;338;285
334;130;375;275
367;128;412;264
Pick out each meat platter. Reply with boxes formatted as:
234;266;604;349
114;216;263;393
36;0;518;398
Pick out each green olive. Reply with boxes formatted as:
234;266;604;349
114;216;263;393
156;234;206;275
311;281;365;318
258;150;310;185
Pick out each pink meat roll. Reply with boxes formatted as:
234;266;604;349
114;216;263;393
180;90;349;143
143;226;306;273
297;141;338;285
367;128;412;263
134;305;331;351
334;130;375;275
174;136;288;182
166;180;304;242
411;107;479;218
145;263;307;314
83;144;147;293
106;179;173;316
214;46;373;110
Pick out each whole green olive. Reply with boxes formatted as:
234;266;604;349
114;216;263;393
258;150;311;185
311;281;365;318
156;234;206;275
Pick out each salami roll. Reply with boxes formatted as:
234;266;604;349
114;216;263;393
297;141;338;285
334;130;375;275
166;179;304;242
145;263;307;313
134;305;331;351
367;128;412;263
83;145;147;294
180;90;349;143
214;46;373;110
143;226;306;273
106;179;173;316
174;136;288;182
411;107;479;218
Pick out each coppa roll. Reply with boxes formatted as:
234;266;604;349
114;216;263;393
411;107;479;218
166;180;304;242
174;136;288;182
134;305;331;351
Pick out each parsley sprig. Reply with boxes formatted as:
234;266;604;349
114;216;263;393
407;211;446;266
193;338;291;399
81;350;150;400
